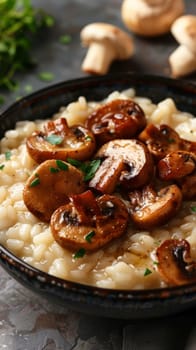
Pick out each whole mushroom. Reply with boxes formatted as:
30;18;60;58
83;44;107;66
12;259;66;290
121;0;184;37
80;23;134;75
169;15;196;78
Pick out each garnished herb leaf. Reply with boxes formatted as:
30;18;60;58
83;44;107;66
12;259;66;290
73;248;86;259
59;34;72;45
191;206;196;213
29;174;40;187
24;84;33;93
0;164;5;170
153;261;159;266
5;151;11;160
67;158;101;181
38;72;55;82
84;159;101;182
85;135;92;141
50;167;60;173
144;268;152;276
85;230;95;243
45;134;63;145
56;160;68;171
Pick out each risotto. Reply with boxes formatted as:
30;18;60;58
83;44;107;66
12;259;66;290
0;88;195;290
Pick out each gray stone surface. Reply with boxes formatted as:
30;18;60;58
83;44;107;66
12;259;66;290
0;1;196;349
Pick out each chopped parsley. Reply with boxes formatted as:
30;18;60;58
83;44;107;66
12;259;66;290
59;34;72;45
45;134;63;145
85;230;95;243
67;158;101;181
144;268;152;276
191;206;196;213
5;151;11;160
50;167;60;173
0;164;5;170
83;159;101;182
29;174;40;187
38;72;55;82
24;84;33;93
73;248;86;259
56;160;68;171
85;135;92;141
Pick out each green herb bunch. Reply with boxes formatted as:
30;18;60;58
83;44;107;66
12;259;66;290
0;0;54;90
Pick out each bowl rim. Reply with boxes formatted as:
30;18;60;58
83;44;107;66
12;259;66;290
0;72;196;302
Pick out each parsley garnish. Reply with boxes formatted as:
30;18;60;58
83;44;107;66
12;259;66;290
59;34;72;45
83;159;101;182
5;151;11;160
67;158;101;181
45;135;63;145
144;268;152;276
50;167;60;173
38;72;55;82
85;230;95;243
0;1;54;90
73;248;86;259
24;84;33;93
85;135;92;141
0;164;5;170
56;160;68;171
29;174;40;187
191;206;196;213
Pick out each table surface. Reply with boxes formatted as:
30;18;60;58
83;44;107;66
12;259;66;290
0;1;196;349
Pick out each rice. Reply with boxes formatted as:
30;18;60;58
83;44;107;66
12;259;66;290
0;88;195;290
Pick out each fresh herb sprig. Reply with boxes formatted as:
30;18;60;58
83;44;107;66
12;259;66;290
0;0;54;90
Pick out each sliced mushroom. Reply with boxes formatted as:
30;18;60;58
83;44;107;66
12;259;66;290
26;117;96;163
139;123;196;161
158;150;196;181
157;239;196;286
177;171;196;200
50;190;129;251
128;184;182;229
86;99;147;146
23;159;86;222
89;139;154;194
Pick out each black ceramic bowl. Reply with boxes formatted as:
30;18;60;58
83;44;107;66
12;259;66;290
0;73;196;320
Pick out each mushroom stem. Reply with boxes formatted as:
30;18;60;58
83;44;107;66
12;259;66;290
82;41;116;75
169;45;196;78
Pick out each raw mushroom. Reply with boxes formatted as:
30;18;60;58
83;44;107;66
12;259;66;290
169;15;196;77
80;23;134;75
89;139;154;194
158;150;196;181
50;190;129;251
121;0;184;37
128;184;182;229
157;239;196;286
85;99;147;146
23;159;86;222
26;117;96;163
139;123;196;161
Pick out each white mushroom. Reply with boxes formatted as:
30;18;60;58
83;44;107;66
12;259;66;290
80;23;134;75
169;15;196;77
121;0;184;37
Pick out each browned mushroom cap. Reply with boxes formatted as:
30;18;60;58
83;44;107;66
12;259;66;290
139;123;196;161
89;139;154;194
177;171;196;200
26;118;96;164
158;150;196;181
85;99;147;146
128;184;182;229
157;239;196;286
23;159;86;222
50;190;129;251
